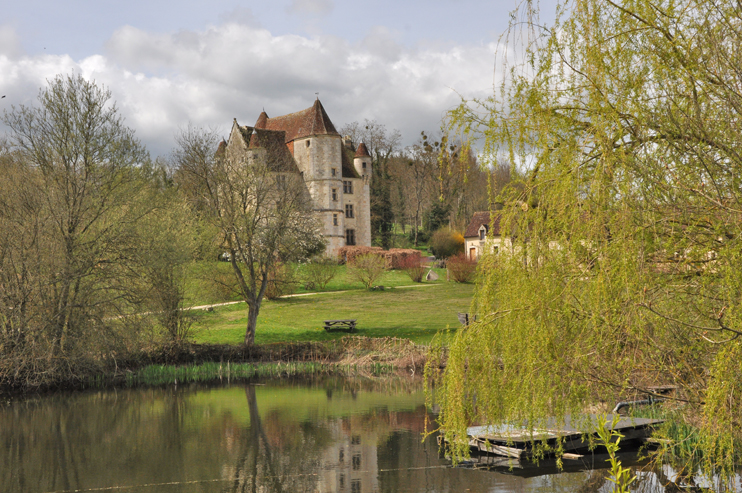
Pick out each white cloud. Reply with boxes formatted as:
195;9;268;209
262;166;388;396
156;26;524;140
0;21;500;157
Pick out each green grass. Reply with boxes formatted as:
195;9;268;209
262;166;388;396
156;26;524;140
183;260;447;306
190;281;473;345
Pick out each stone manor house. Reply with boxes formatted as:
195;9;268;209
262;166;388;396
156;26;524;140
222;99;372;256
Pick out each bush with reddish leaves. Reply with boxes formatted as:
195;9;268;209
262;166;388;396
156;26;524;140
400;255;426;282
337;246;383;264
383;248;421;270
446;253;477;283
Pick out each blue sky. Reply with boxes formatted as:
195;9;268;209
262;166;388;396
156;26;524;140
1;0;558;156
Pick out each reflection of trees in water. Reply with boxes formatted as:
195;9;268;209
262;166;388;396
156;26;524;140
0;382;728;493
0;388;195;492
222;386;330;493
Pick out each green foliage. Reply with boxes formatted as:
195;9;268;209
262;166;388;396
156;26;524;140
371;170;394;249
430;0;742;477
424;202;451;232
346;253;387;289
302;256;340;290
408;228;430;245
429;229;464;259
138;198;197;343
595;415;636;493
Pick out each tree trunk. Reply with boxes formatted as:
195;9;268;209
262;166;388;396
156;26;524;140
244;302;259;346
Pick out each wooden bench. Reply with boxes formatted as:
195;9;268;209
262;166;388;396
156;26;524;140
324;319;357;332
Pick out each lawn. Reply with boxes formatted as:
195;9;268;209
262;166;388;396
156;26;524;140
183;260;448;306
189;281;473;345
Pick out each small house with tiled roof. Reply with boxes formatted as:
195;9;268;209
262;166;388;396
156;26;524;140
464;211;506;260
224;99;372;255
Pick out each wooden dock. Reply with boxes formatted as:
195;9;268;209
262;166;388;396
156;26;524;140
456;414;664;459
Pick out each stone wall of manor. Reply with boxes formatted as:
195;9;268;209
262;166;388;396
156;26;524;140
225;128;372;257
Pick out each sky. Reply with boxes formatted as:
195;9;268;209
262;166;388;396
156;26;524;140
0;0;559;157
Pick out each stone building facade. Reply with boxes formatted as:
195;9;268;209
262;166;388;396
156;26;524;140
223;100;372;256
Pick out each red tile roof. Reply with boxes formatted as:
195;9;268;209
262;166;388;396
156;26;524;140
255;99;339;143
255;111;268;129
464;211;502;238
355;142;370;157
236;126;301;173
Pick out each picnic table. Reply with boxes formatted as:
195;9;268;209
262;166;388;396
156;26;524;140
323;319;357;332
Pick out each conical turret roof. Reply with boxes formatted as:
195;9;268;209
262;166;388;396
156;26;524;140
255;99;339;143
355;142;370;157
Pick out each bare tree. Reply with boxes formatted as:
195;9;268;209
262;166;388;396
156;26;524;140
1;75;152;386
174;126;324;345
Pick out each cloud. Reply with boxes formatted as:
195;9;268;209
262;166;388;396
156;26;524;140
0;21;499;157
286;0;334;16
0;26;25;59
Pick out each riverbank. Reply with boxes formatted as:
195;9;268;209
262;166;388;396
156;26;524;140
1;337;434;395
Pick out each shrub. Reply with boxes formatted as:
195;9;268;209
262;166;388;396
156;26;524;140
263;262;298;299
429;229;465;259
400;255;426;282
208;269;241;300
346;253;387;289
383;248;422;270
303;256;339;290
337;245;384;264
408;228;430;244
447;253;477;283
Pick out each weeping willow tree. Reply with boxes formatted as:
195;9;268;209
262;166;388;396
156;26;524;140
429;0;742;478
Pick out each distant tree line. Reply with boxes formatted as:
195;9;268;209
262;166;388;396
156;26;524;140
339;121;512;250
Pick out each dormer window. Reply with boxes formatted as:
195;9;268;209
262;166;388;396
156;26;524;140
479;226;487;241
306;140;311;148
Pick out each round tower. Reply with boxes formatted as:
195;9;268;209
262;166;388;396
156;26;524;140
354;142;371;179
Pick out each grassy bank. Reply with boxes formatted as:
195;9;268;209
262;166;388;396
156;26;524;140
88;336;430;389
189;282;473;345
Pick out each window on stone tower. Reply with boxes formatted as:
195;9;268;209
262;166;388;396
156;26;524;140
362;162;367;169
333;214;338;226
343;181;353;194
332;188;338;201
346;229;356;246
331;168;337;177
345;204;353;218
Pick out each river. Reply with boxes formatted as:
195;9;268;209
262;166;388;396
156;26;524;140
1;375;738;492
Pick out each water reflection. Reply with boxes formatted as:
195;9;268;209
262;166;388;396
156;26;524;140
0;376;739;492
